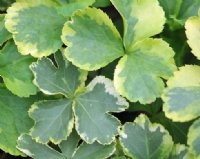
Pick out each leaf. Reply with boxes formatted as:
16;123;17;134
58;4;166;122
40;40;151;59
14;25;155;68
0;41;37;97
59;129;81;158
57;0;95;17
111;0;165;48
0;0;15;11
150;113;192;144
0;86;36;156
74;76;129;144
60;129;116;159
168;144;194;159
93;0;111;7
62;7;124;71
119;114;173;159
5;0;66;57
185;12;200;60
72;141;116;159
0;15;11;46
188;118;200;159
158;0;200;30
162;65;200;122
29;99;74;144
114;38;176;104
30;52;87;98
17;134;65;159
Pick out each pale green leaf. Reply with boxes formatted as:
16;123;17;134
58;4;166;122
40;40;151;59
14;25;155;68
30;52;87;98
114;38;176;104
185;12;200;60
188;118;200;159
59;129;80;158
74;76;129;144
0;41;37;97
62;7;124;71
72;141;115;159
5;0;66;57
120;114;173;159
111;0;165;48
17;134;65;159
162;65;200;122
168;144;194;159
29;99;74;144
0;86;35;156
0;14;11;46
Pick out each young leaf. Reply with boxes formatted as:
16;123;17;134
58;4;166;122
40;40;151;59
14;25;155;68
111;0;165;48
114;38;176;104
168;144;194;159
30;52;86;98
188;118;200;159
17;134;65;159
74;76;129;144
185;11;200;60
5;0;66;57
0;86;36;156
119;114;173;159
0;41;37;97
62;8;124;71
29;99;74;144
72;141;115;159
162;65;200;122
0;15;11;46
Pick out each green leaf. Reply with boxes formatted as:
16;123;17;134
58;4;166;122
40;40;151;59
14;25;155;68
159;0;200;30
29;99;74;144
5;0;66;57
185;12;200;60
93;0;111;7
17;134;65;159
30;52;86;98
150;113;192;144
0;86;35;156
57;0;95;17
114;38;176;104
119;114;173;159
188;118;200;159
59;129;80;158
0;41;37;97
111;0;165;48
62;7;124;71
74;76;129;144
162;65;200;122
0;15;11;46
0;0;15;11
72;141;116;159
168;144;194;159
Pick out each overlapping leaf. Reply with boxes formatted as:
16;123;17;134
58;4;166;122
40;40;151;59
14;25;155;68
111;0;165;48
0;15;11;46
62;7;124;71
185;11;200;60
0;86;36;156
114;38;176;104
74;76;128;144
162;65;200;122
0;41;37;97
168;144;194;159
159;0;200;30
119;114;173;159
5;0;66;57
17;131;115;159
188;118;200;159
